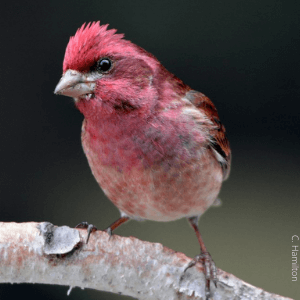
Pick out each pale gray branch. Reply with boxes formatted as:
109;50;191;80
0;222;293;300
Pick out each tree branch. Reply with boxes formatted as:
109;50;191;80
0;222;293;300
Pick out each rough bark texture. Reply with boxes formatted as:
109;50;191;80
0;222;293;300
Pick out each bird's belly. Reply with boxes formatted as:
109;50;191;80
85;144;223;222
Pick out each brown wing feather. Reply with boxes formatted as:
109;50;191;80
185;90;231;180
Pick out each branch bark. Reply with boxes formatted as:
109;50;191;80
0;222;293;300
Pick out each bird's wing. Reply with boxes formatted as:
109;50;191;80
185;90;231;180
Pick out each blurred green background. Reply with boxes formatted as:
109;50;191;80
0;0;299;299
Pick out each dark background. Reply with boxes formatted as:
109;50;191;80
0;0;299;299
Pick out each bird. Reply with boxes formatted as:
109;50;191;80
54;21;231;299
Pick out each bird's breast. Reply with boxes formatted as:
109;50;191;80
81;117;223;221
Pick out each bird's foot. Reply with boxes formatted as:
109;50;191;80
103;216;130;239
75;222;97;244
103;226;113;238
184;251;217;300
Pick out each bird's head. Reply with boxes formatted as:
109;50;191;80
54;22;165;119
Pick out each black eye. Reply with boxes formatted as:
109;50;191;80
96;58;112;72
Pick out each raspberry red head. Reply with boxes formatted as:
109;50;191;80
55;21;190;122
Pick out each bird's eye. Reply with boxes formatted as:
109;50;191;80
96;58;112;73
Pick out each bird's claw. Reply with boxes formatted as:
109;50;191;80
184;252;217;299
104;227;113;239
75;222;97;244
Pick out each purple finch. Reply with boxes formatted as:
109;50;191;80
54;22;231;298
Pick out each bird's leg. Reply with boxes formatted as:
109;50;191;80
75;222;97;243
185;216;217;300
104;216;130;236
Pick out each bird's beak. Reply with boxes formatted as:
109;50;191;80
54;69;96;99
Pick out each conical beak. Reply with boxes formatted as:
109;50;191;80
54;69;96;98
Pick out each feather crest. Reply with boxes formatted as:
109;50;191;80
63;21;125;73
